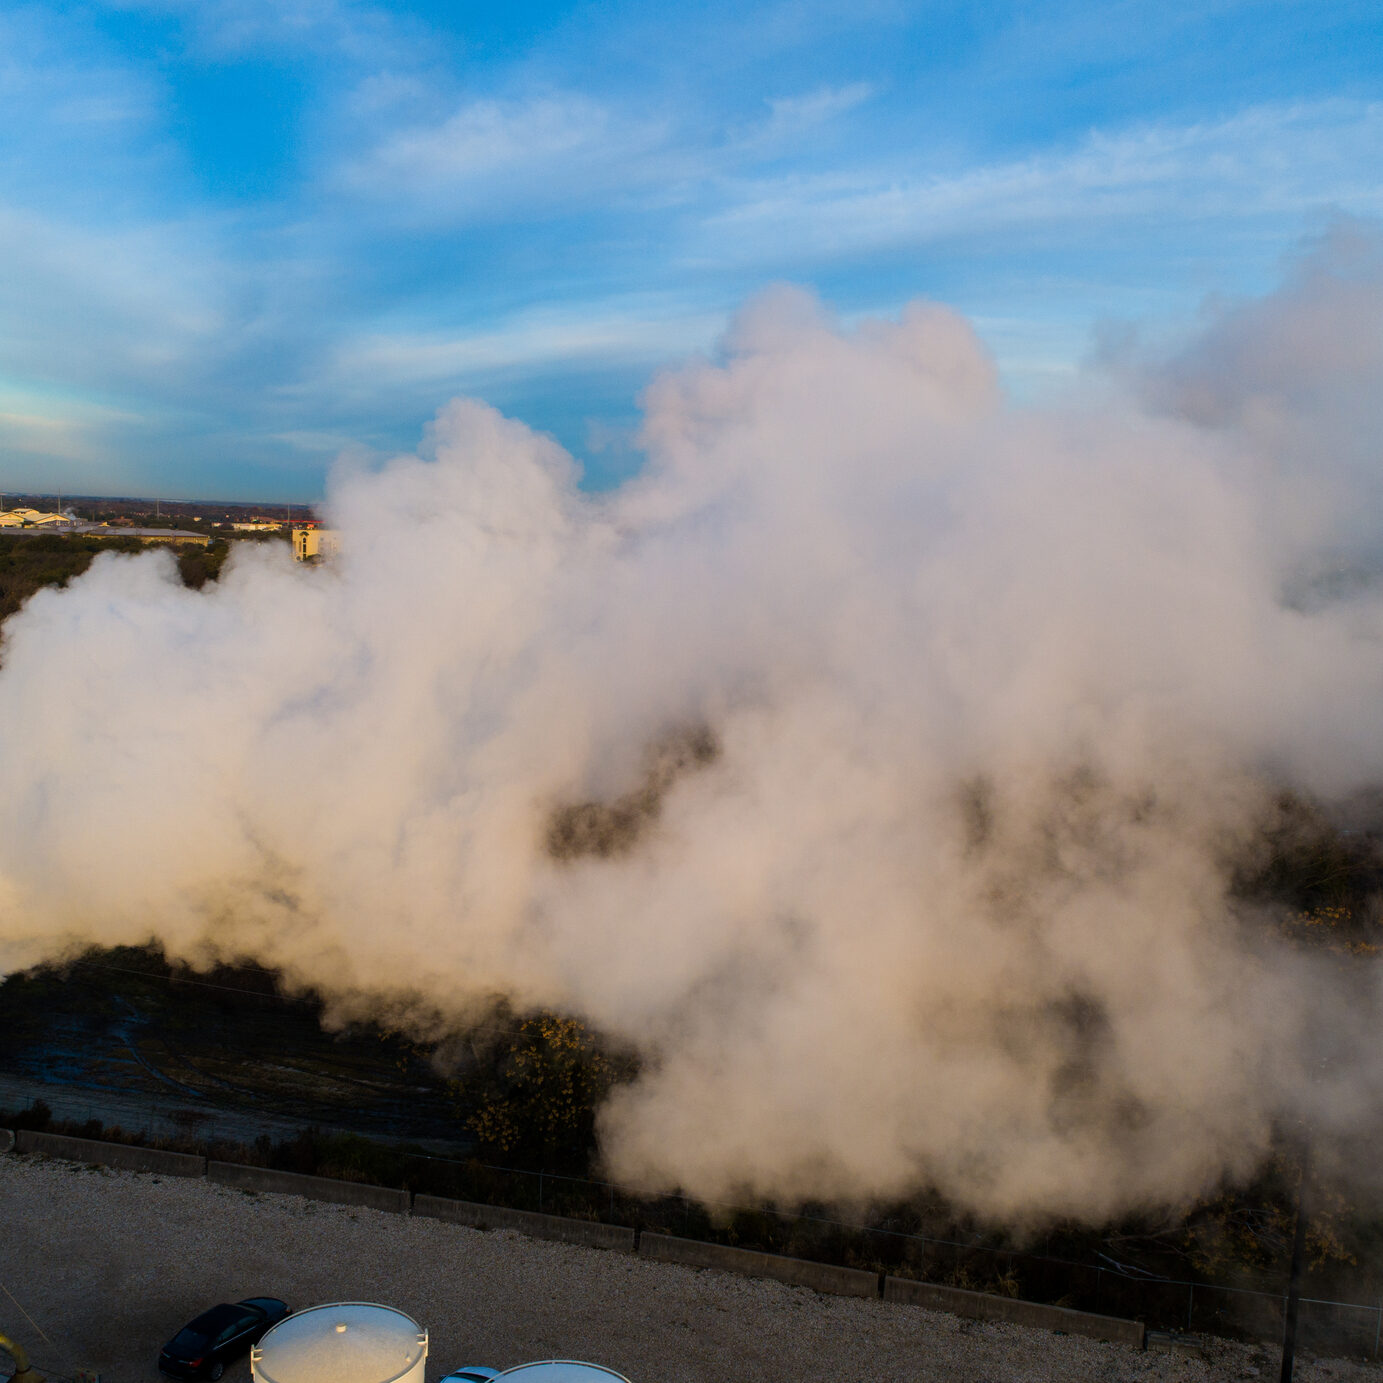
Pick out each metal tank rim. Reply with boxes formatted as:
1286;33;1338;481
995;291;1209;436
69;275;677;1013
499;1364;633;1381
251;1302;428;1383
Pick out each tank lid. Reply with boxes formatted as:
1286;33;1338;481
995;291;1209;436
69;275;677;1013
252;1303;428;1383
500;1366;631;1381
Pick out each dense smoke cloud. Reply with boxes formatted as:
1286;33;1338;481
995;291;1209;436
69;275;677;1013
4;224;1383;1221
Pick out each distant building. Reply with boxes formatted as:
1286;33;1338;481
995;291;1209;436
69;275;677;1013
1;508;72;527
124;528;210;547
2;513;207;543
292;526;341;562
76;523;210;546
231;520;283;532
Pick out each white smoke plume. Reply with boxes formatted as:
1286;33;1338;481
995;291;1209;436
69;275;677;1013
4;223;1383;1222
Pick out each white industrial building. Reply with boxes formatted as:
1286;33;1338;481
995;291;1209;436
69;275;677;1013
292;526;342;562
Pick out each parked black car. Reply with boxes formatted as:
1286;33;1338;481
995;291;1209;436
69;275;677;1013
158;1298;290;1380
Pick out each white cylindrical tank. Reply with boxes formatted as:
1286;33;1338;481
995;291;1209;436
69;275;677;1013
252;1303;428;1383
500;1366;631;1382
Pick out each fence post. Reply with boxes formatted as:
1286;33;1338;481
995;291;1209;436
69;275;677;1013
538;1169;544;1212
1374;1305;1381;1360
1187;1284;1194;1332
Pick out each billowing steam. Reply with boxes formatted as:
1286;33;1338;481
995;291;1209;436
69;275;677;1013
4;223;1383;1221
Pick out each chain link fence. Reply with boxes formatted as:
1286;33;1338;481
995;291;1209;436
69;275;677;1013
7;1092;1383;1360
393;1152;1383;1358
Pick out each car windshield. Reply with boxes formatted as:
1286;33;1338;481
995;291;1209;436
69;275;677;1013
194;1307;244;1331
169;1328;210;1355
174;1304;249;1351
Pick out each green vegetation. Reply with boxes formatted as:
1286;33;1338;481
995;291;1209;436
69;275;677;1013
177;538;231;588
0;531;231;625
0;532;141;624
461;1012;631;1165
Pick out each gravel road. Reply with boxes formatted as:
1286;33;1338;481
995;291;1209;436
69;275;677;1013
1;1154;1375;1383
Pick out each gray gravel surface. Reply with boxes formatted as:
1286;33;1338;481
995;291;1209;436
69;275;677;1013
1;1154;1376;1383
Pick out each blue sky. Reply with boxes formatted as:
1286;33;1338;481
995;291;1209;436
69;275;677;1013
0;0;1379;501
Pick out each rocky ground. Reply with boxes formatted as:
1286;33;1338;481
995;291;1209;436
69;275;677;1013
1;1153;1376;1383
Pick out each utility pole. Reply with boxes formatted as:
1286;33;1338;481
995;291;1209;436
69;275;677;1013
1280;1140;1311;1383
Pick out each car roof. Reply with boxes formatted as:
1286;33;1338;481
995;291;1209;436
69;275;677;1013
237;1299;284;1312
186;1304;259;1334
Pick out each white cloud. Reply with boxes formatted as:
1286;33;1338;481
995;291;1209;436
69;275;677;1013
756;81;874;145
269;428;367;455
332;301;723;388
0;204;234;399
0;388;143;466
694;100;1383;266
0;410;93;464
361;94;609;182
0;7;162;195
91;0;402;61
338;92;673;217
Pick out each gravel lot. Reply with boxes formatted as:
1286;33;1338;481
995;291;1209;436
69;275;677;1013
2;1154;1376;1383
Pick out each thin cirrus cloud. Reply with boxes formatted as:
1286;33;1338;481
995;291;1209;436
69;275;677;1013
337;92;676;216
744;81;876;148
333;72;885;224
92;0;403;60
692;100;1383;269
331;301;726;390
0;209;227;383
0;10;163;208
0;0;1380;499
335;89;1383;270
0;393;146;472
336;80;883;220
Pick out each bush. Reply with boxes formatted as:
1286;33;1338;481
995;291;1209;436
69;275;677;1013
6;1099;52;1130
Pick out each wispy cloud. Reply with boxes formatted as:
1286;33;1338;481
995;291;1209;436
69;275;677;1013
0;388;144;469
2;0;1380;499
0;9;166;213
754;81;874;146
338;79;877;223
92;0;405;61
693;100;1383;267
0;207;229;390
332;300;723;388
348;93;611;185
0;11;150;122
337;92;673;218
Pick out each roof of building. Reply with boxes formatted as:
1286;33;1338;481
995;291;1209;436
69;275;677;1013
75;524;211;544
